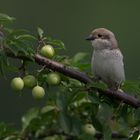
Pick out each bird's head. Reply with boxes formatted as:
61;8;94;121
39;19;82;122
86;28;118;50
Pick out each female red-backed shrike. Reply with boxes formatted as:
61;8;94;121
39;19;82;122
86;28;125;90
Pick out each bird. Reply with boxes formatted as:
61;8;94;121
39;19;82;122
86;28;125;91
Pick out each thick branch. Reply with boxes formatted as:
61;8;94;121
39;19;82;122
37;131;127;139
34;54;140;108
95;131;127;139
6;52;140;108
34;54;92;84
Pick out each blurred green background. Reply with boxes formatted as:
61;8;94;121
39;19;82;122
0;0;140;127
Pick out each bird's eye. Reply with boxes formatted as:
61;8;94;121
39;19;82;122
98;34;102;38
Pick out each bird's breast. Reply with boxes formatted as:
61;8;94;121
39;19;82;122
92;49;123;66
91;49;125;84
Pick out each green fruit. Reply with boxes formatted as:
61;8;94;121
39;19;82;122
40;45;55;58
32;86;45;99
83;124;96;136
11;77;24;91
23;75;37;88
47;72;61;85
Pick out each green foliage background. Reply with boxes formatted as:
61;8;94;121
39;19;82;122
1;1;140;139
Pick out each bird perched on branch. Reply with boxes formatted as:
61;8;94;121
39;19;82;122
86;28;125;91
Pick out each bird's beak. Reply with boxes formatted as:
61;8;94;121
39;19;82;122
85;35;95;41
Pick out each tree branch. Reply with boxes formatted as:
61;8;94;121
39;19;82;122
95;131;127;139
37;131;127;139
6;51;140;108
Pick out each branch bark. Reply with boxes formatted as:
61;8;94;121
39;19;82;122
6;51;140;108
37;131;127;139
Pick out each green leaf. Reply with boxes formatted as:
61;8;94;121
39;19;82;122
69;78;83;86
129;129;139;140
0;122;16;138
71;92;87;103
26;117;43;134
134;108;140;124
0;49;9;76
76;63;91;71
118;103;128;115
56;92;68;111
71;116;82;135
6;29;29;37
122;81;140;95
21;108;39;130
59;112;71;133
53;55;70;65
92;82;107;90
96;103;112;139
103;123;112;140
7;41;19;55
97;103;112;121
41;105;57;114
79;133;95;140
47;37;65;49
5;28;35;57
91;117;103;132
88;94;100;104
37;27;44;38
7;38;34;57
72;52;87;64
0;13;15;24
16;34;37;41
